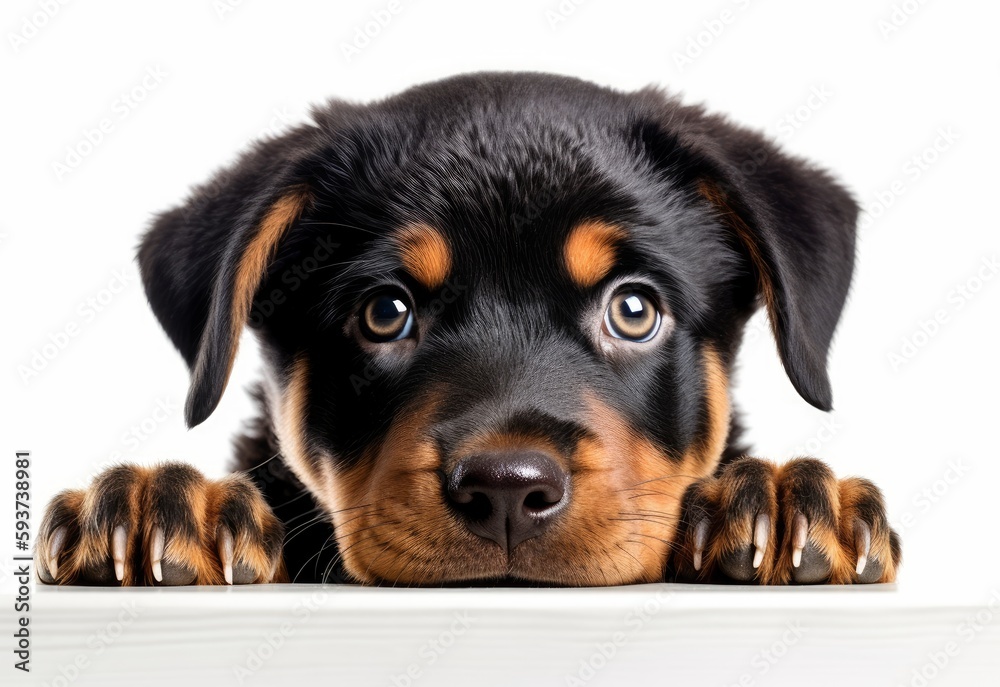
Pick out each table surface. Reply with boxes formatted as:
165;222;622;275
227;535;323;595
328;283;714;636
6;582;997;687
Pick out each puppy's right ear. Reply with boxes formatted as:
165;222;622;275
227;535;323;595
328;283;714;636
138;133;315;428
641;96;858;412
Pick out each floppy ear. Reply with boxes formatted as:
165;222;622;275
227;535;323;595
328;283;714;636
672;107;858;411
138;133;314;428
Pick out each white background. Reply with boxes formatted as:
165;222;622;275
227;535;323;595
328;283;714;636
1;0;998;608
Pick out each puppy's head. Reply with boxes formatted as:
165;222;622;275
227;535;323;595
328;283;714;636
139;74;857;585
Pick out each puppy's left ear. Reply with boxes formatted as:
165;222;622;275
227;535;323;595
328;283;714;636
138;133;315;427
669;105;858;411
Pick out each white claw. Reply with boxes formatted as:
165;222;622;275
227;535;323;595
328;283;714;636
855;520;872;576
218;528;234;585
48;527;67;579
112;526;127;582
692;519;709;571
792;512;808;568
752;513;769;569
150;528;164;582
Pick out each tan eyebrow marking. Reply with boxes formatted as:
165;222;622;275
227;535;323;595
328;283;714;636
563;220;627;287
393;223;452;289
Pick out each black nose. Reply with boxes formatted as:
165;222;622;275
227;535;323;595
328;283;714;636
446;451;570;550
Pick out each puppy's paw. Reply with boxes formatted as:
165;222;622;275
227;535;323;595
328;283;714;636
36;463;286;586
673;457;901;584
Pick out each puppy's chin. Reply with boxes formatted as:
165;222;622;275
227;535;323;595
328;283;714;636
338;535;666;588
331;480;680;587
321;399;724;587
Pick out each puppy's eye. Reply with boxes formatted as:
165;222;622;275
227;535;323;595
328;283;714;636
360;291;414;342
604;290;660;343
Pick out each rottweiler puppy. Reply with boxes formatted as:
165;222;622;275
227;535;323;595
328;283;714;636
37;73;901;587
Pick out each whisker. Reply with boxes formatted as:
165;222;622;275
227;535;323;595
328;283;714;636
286;503;382;545
269;489;314;511
326;502;378;516
609;513;679;524
614;473;713;493
322;536;393;584
615;541;644;570
603;550;627;586
236;451;280;475
322;519;402;581
331;506;386;533
361;540;394;581
387;533;426;588
338;517;401;543
281;505;322;528
282;514;327;546
629;532;683;554
292;532;336;583
625;490;686;500
313;530;341;580
631;508;681;517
